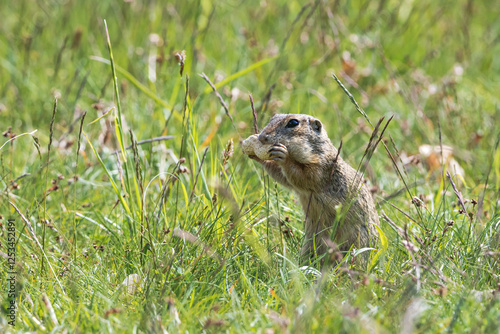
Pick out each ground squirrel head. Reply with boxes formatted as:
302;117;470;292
258;114;336;164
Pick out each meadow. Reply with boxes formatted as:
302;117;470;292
1;0;499;332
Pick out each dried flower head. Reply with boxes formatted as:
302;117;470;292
222;139;234;166
174;50;186;77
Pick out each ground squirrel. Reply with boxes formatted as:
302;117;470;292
242;114;379;264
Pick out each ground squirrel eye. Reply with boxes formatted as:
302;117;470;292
285;119;299;128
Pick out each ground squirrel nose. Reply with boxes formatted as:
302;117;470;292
258;133;269;144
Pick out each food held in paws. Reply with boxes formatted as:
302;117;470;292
242;134;272;160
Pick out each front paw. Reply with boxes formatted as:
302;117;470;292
269;144;288;162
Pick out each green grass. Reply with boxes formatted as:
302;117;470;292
1;0;500;332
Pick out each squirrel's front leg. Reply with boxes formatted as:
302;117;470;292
262;163;291;188
269;143;309;188
260;144;292;187
245;146;291;188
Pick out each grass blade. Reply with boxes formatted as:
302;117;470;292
83;131;131;216
203;56;278;94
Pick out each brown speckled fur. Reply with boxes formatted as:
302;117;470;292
247;114;379;264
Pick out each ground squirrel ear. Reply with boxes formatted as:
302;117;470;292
311;119;322;133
